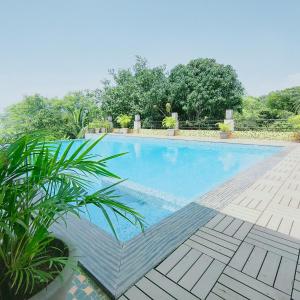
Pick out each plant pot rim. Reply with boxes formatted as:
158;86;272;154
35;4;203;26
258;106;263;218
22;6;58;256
29;235;77;300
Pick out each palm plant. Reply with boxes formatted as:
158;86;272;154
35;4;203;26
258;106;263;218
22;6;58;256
63;107;88;139
162;116;176;129
116;115;132;128
0;133;144;299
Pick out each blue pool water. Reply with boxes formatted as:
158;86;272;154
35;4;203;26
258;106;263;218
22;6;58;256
61;136;281;241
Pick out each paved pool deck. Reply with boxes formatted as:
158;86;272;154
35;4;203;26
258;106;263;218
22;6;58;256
118;139;300;300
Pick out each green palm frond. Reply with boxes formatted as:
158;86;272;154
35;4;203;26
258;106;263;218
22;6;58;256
0;133;144;299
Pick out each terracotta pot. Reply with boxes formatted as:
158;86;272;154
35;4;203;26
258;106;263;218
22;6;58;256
219;131;230;139
167;129;176;136
120;128;129;134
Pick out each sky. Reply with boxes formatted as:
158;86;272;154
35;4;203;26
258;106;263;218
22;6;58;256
0;0;299;112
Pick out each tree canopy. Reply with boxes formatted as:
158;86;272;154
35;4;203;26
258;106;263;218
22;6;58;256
101;56;170;124
1;91;101;140
169;58;244;120
1;56;299;141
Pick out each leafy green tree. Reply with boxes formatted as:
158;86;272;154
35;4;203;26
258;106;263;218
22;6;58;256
1;91;102;140
101;56;170;122
169;58;244;120
262;86;300;114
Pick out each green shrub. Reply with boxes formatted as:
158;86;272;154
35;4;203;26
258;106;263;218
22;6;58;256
100;120;111;129
116;115;132;128
88;119;101;128
217;122;231;132
162;117;176;129
288;115;300;130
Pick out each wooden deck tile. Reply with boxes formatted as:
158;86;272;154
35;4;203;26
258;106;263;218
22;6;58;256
214;216;234;232
274;257;297;295
146;269;199;300
206;292;223;300
124;286;151;300
205;214;226;229
222;218;244;236
200;227;241;245
178;253;213;290
229;242;254;271
135;277;174;300
257;251;281;286
156;244;191;274
185;238;231;264
223;266;290;299
166;249;201;282
194;230;239;251
211;282;248;300
242;246;267;278
233;221;253;240
191;260;225;299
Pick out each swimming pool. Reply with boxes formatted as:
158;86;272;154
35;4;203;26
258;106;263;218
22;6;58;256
62;136;281;240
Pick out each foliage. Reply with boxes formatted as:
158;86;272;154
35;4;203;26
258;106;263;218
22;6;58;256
88;119;101;128
1;91;101;140
101;56;170;122
0;133;144;299
234;96;295;131
168;58;244;120
100;120;111;130
288;115;300;130
217;122;231;132
162;117;176;129
262;86;300;114
116;115;132;128
1;57;300;141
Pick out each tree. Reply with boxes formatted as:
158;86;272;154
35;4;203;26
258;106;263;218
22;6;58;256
169;58;244;120
1;91;102;140
101;56;170;123
262;86;300;114
54;91;102;139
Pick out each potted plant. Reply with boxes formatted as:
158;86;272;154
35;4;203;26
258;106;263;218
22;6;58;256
162;116;177;136
87;122;96;133
116;115;132;134
87;120;101;133
217;122;232;139
0;133;144;300
288;115;300;141
100;120;112;133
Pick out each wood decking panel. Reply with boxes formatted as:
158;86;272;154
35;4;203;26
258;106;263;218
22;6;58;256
184;239;231;264
135;277;174;300
199;227;241;245
257;251;281;286
156;244;191;274
274;257;297;295
146;269;199;300
178;253;213;290
242;246;267;278
166;249;201;282
212;282;248;300
224;266;290;299
229;242;254;271
124;286;151;300
191;260;225;299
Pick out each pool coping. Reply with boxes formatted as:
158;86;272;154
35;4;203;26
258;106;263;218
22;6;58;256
52;138;296;299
